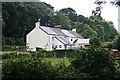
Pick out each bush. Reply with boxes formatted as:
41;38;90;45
2;58;58;79
113;35;120;51
53;50;79;58
1;52;28;59
2;37;25;46
103;42;113;48
2;45;27;51
71;46;116;79
90;37;101;46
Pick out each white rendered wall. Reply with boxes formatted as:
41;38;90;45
51;36;65;50
26;27;49;51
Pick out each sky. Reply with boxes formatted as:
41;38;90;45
40;0;118;30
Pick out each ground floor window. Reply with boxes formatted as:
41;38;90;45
52;44;54;49
59;45;62;48
55;45;57;48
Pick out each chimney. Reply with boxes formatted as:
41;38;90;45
35;19;41;28
54;25;62;29
72;28;76;32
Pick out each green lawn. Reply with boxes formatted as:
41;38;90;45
42;58;71;67
0;51;29;54
1;51;72;67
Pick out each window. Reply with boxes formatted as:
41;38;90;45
59;45;62;48
55;45;57;48
52;37;54;41
52;44;54;49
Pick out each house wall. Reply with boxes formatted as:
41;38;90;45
26;27;66;51
51;36;65;50
26;27;49;51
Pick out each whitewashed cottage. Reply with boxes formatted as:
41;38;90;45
26;19;90;51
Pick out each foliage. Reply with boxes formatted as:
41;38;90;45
103;42;113;49
89;37;101;46
2;57;73;79
2;45;27;51
59;7;78;22
113;34;120;51
2;58;58;79
2;48;120;79
2;2;54;45
2;2;118;45
1;52;28;59
71;46;116;79
1;49;81;60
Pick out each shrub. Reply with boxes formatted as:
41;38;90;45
90;37;101;46
2;45;27;51
1;52;29;60
113;35;120;51
2;58;58;79
71;46;116;79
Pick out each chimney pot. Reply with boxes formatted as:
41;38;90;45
55;25;62;29
35;19;41;28
72;29;76;32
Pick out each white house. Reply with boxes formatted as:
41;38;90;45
26;19;90;51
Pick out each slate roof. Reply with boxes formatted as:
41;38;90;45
40;26;57;35
50;28;68;36
40;26;67;36
40;26;85;44
61;29;75;37
69;31;83;38
55;36;70;44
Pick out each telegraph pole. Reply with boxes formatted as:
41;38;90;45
110;0;120;33
118;6;120;33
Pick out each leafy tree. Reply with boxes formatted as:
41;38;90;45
90;37;101;46
81;24;97;38
95;25;105;41
2;58;58;79
2;2;54;45
49;11;72;29
71;46;116;79
2;2;118;45
113;34;120;51
59;7;78;22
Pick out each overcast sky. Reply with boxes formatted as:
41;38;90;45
40;0;118;30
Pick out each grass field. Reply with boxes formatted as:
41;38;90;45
0;51;29;54
42;58;71;67
1;51;72;67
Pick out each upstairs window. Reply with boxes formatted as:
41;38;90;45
52;37;54;41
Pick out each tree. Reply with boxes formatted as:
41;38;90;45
2;2;118;45
49;11;72;29
90;37;101;46
59;8;78;22
95;25;105;41
81;24;97;38
71;46;116;79
113;34;120;51
2;2;54;45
